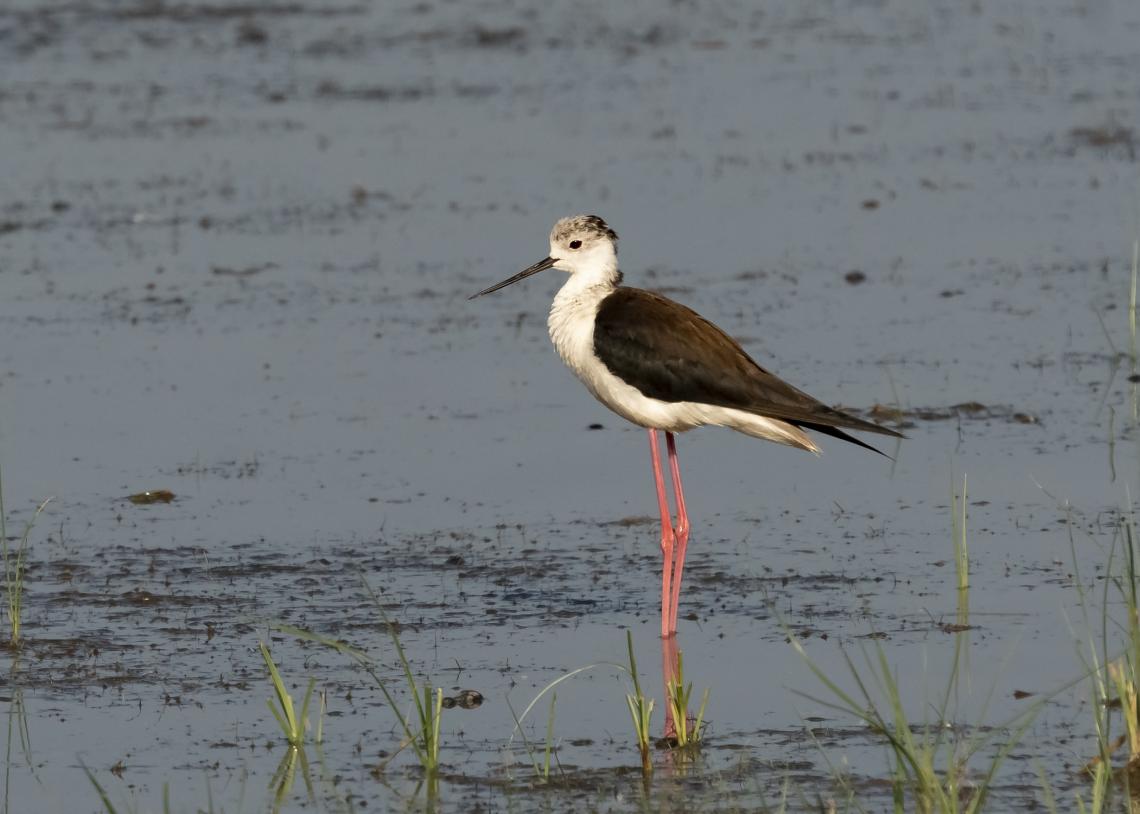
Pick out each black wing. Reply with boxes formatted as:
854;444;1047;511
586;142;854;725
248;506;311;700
592;288;902;447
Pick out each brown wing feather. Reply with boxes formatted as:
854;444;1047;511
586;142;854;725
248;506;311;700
592;288;901;439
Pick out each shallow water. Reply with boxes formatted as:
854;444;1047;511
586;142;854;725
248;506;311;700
2;0;1140;810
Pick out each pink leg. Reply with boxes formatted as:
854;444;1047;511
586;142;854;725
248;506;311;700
665;432;690;633
647;429;675;640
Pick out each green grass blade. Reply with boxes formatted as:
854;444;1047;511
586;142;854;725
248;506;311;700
82;764;119;814
626;630;643;697
506;663;618;748
694;687;710;738
315;690;326;745
543;692;556;780
260;642;299;742
506;696;543;777
360;578;429;728
431;687;443;768
299;677;316;739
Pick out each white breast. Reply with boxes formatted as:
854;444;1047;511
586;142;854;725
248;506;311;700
546;282;616;403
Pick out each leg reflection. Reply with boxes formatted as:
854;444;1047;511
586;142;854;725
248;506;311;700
661;633;680;740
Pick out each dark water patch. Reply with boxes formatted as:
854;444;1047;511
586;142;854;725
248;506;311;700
1070;122;1136;161
76;3;367;23
868;402;1039;427
313;79;432;103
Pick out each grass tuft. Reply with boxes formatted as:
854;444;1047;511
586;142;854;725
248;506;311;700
787;477;1044;814
665;647;709;749
624;630;655;773
259;641;317;747
791;633;1039;813
362;578;445;774
1072;486;1140;806
0;469;53;648
274;576;445;776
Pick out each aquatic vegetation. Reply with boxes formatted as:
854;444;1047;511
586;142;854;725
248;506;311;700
411;686;445;776
363;581;446;776
259;641;319;747
276;577;445;776
623;630;655;773
1050;502;1113;812
542;692;558;781
0;470;52;648
269;744;315;811
1051;238;1140;810
1108;500;1140;768
788;487;1046;813
1129;239;1138;367
951;473;969;594
509;629;702;776
84;764;121;814
664;648;709;750
288;618;444;775
512;630;707;777
510;690;563;783
84;765;174;814
791;632;1039;813
4;660;33;814
1060;488;1140;809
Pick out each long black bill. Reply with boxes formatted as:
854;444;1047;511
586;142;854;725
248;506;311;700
468;256;557;300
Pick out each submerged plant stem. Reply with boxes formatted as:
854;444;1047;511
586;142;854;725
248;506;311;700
0;470;53;647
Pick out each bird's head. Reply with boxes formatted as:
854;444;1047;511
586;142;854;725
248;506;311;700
469;214;619;299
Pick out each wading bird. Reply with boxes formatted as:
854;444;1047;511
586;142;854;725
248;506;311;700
470;215;901;639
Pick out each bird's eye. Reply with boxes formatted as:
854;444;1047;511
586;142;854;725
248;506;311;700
569;240;582;250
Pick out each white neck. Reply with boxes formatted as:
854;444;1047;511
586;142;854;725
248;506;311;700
562;272;619;303
554;249;622;300
547;255;621;377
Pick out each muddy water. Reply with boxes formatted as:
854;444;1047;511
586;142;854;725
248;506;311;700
2;0;1139;810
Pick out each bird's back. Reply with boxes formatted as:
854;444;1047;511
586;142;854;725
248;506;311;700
592;287;900;450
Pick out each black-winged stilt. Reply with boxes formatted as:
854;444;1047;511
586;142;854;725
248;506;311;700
470;214;901;639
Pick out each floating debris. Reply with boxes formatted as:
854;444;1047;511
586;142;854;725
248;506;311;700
441;689;483;710
211;262;276;278
1071;123;1135;160
127;490;175;505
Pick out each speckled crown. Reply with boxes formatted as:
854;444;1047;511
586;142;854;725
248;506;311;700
551;214;619;245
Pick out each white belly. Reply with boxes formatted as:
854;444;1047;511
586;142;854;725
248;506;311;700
546;284;818;452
